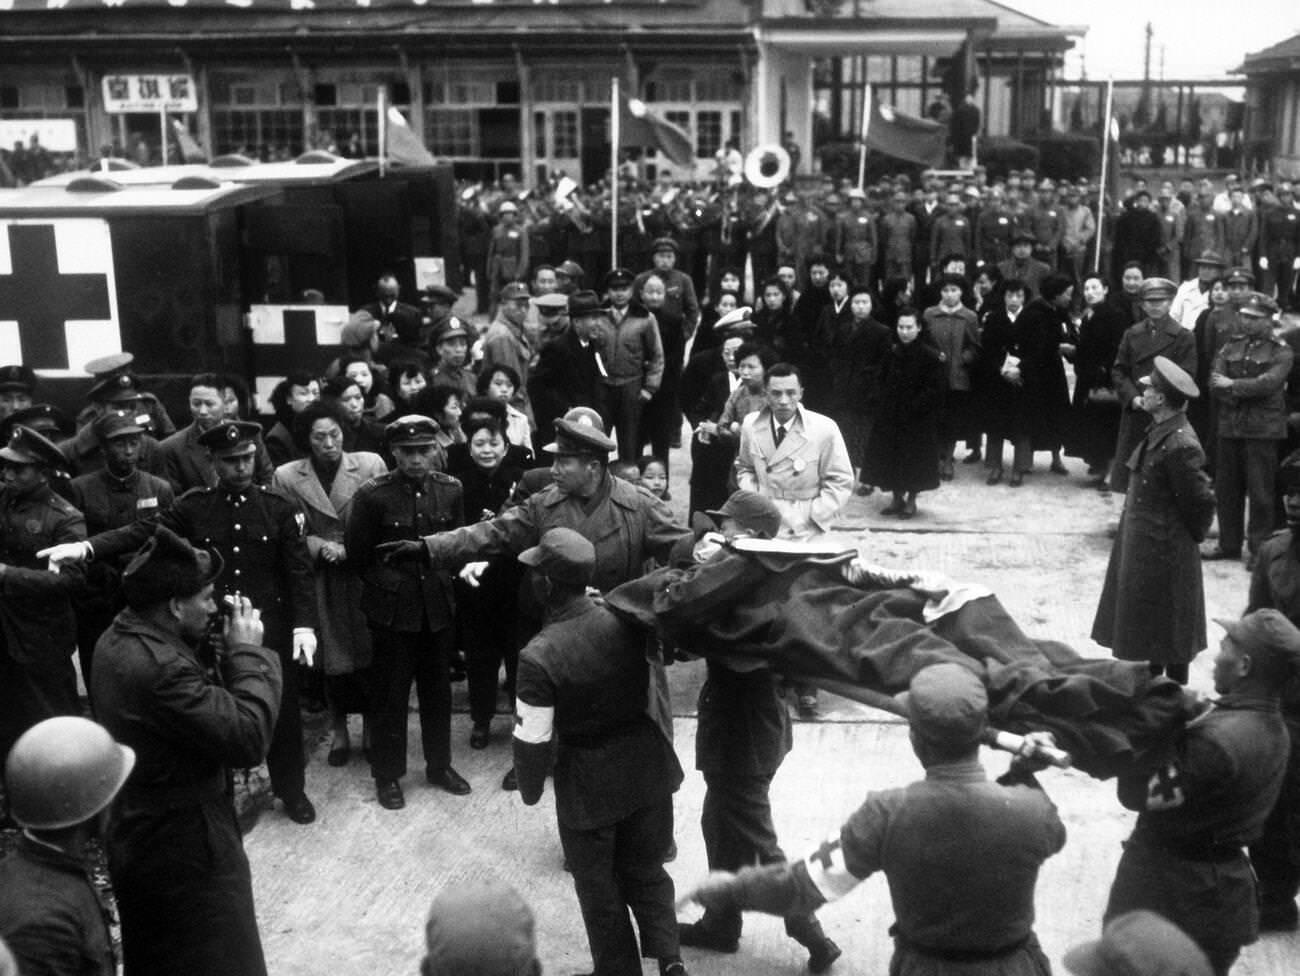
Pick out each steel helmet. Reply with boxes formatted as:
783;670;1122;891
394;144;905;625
4;716;135;829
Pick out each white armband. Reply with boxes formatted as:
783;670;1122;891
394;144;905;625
802;836;860;902
513;701;554;745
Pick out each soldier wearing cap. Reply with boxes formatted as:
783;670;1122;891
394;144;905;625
1026;178;1064;268
67;412;174;694
91;526;281;976
418;283;460;351
1244;448;1300;930
481;281;536;426
674;491;842;971
997;230;1051;300
0;716;133;976
597;267;666;461
1203;292;1291;565
1093;356;1215;683
1113;190;1164;281
634;237;701;340
1259;182;1300;312
834;189;877;287
532;291;570;340
511;527;687;976
555;259;585;295
528;290;603;450
345;414;468;810
59;365;170;480
487;204;529;312
1222;185;1258;271
42;419;320;825
0;425;86;764
74;353;176;439
0;403;73;445
428;317;477;404
159;372;273;494
1109;277;1198;493
1103;610;1298;974
1172;250;1229;330
681;663;1065;976
0;364;35;420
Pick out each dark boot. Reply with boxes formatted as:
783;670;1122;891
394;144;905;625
784;914;842;974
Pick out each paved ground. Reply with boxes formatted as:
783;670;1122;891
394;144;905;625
245;436;1299;976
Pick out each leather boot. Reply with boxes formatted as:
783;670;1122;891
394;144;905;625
784;914;842;974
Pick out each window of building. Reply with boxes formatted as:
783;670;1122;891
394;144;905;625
533;111;547;158
210;73;305;157
427;108;476;157
553;110;578;158
532;74;584;103
648;77;693;103
696;110;723;159
0;87;17;110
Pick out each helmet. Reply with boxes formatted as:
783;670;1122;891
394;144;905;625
560;406;607;434
5;717;135;829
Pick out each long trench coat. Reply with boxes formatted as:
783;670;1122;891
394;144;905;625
271;451;387;675
1091;413;1216;665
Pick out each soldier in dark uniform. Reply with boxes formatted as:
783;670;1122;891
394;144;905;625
0;364;36;421
345;414;469;811
67;412;174;697
72;353;176;438
0;425;86;763
1103;609;1299;975
676;491;841;972
42;420;319;825
1245;451;1300;930
91;527;282;976
512;528;687;976
59;371;169;480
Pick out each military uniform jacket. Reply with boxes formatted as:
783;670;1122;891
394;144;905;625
1261;203;1300;257
89;485;317;644
513;596;683;830
160;422;274;495
1212;333;1293;439
1111;315;1198;404
345;469;464;632
68;467;174;610
0;835;115;976
425;471;688;597
0;484;86;668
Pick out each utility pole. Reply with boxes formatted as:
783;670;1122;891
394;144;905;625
1143;22;1152;83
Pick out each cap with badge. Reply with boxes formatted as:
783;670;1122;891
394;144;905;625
651;237;679;255
0;424;68;472
544;406;616;457
1139;277;1178;300
1239;292;1280;319
1214;609;1300;667
385;414;440;447
83;353;143;403
421;284;459;306
1139;355;1199;400
434;318;470;344
534;293;569;313
1194;249;1227;268
499;281;531;303
713;306;755;335
0;364;36;395
424;881;537;976
121;525;224;610
706;490;782;540
603;267;636;289
1063;910;1212;976
1011;230;1037;246
895;663;988;749
568;290;611;320
518;527;596;587
197;420;262;457
93;411;146;443
5;404;73;440
1224;267;1255;286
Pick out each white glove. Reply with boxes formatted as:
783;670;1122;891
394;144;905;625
37;541;92;571
458;561;490;588
1293;257;1300;271
1260;256;1270;270
292;628;317;667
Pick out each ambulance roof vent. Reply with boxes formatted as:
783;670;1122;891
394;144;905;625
210;154;257;168
66;176;124;194
295;150;343;165
172;175;224;190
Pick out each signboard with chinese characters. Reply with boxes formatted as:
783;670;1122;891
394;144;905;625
101;74;198;114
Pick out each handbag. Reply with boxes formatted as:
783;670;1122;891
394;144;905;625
999;351;1022;383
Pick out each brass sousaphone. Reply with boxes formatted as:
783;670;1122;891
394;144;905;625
743;144;791;188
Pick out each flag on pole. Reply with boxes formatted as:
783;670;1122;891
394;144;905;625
859;90;947;168
169;119;207;164
618;92;694;168
384;106;436;168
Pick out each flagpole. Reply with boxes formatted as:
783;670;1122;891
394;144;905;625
1094;77;1115;274
857;82;871;191
610;76;620;270
378;88;387;178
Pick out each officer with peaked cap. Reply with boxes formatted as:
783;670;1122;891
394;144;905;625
1103;610;1300;974
90;525;280;976
1109;278;1198;493
66;411;174;696
676;489;842;971
0;425;86;763
345;414;469;811
77;352;176;438
39;420;319;825
0;403;72;443
0;364;35;420
680;662;1065;976
1093;356;1215;683
1244;448;1300;931
511;528;688;976
528;291;603;449
0;717;134;975
1204;289;1291;565
635;235;701;340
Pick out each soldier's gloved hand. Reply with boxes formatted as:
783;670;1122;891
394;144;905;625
38;541;92;571
1260;256;1270;271
676;871;741;913
223;595;264;648
376;540;428;565
1293;256;1300;271
293;628;317;667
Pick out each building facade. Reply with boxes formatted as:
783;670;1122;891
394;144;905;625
0;0;1079;184
1238;33;1300;180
